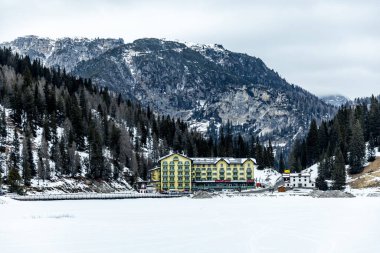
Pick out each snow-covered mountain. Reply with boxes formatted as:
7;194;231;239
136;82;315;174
320;95;350;107
0;35;124;72
1;36;336;146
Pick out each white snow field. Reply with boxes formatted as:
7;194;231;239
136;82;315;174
1;196;380;253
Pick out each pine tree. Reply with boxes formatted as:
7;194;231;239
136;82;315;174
306;119;319;166
316;156;328;190
332;149;346;190
267;140;274;167
12;128;20;167
8;166;21;193
68;143;76;177
349;120;366;174
368;133;376;162
279;152;285;173
37;152;44;184
21;136;32;186
41;134;50;179
317;121;328;155
0;109;7;140
51;138;61;176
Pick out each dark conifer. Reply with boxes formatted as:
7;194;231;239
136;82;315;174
332;148;346;190
349;120;366;174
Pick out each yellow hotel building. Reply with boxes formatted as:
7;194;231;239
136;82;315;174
150;153;256;192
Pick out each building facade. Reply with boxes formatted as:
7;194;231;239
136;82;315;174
150;153;256;192
282;173;315;188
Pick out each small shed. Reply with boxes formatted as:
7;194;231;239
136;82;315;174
277;185;286;192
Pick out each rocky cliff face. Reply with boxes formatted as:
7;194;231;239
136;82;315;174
1;36;336;146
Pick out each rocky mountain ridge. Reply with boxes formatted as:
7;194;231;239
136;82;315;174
0;35;124;72
1;36;336;147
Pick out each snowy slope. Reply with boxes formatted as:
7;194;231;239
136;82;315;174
302;163;319;181
0;105;135;194
254;168;282;186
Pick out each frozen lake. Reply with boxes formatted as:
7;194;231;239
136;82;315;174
1;196;380;253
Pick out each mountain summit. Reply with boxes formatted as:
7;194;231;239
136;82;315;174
1;36;335;145
320;95;350;107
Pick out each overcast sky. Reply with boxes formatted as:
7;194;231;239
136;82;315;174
1;0;379;99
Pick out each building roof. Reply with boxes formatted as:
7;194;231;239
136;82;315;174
157;153;257;165
283;173;311;177
149;166;160;172
192;157;256;165
158;153;191;161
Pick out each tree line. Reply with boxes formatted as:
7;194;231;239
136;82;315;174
288;96;380;190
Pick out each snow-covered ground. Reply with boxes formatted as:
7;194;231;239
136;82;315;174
1;196;380;253
302;163;319;181
254;167;282;186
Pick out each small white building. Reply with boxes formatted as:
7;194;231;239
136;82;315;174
283;173;315;188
